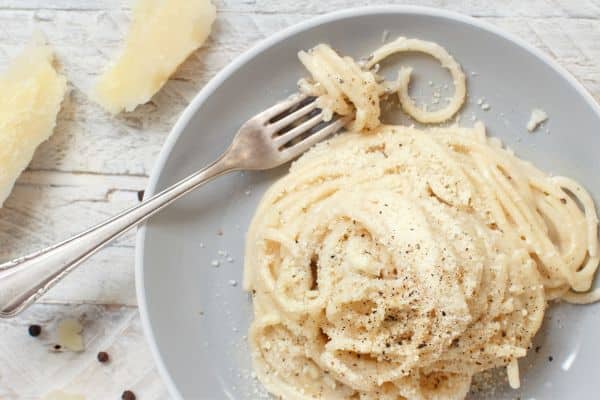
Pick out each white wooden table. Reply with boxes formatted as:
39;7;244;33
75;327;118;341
1;1;599;398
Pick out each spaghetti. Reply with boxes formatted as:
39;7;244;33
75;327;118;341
244;38;600;400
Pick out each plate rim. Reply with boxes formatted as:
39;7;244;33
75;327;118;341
134;5;600;399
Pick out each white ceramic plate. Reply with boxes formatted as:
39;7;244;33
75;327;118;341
136;6;600;399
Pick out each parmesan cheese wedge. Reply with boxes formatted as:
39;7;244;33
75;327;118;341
94;0;216;114
0;39;67;207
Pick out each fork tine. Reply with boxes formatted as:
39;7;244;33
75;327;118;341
268;100;319;133
255;93;309;122
274;111;325;146
281;116;350;158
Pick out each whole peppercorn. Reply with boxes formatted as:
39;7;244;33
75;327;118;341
28;325;42;337
121;390;136;400
97;351;110;363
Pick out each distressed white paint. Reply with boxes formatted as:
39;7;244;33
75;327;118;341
0;304;168;399
0;1;598;398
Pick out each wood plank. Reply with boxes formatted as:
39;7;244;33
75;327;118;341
0;172;145;305
0;0;599;18
0;303;168;399
219;0;600;18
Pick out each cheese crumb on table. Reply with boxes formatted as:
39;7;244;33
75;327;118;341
0;38;67;207
527;108;548;132
94;0;216;114
57;318;84;352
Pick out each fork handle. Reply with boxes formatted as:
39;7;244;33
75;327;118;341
0;155;234;318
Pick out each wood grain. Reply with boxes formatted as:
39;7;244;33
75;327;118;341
0;304;168;399
0;1;598;398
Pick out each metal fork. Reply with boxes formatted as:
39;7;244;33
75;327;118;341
0;94;349;318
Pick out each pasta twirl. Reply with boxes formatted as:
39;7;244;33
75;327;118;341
298;37;467;128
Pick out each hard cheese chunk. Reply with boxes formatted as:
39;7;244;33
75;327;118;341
57;318;84;352
0;42;67;206
94;0;216;114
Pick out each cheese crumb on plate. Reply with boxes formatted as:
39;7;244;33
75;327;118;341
94;0;216;114
527;108;548;132
0;37;67;207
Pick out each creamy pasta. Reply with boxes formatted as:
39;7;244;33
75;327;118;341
244;38;600;400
